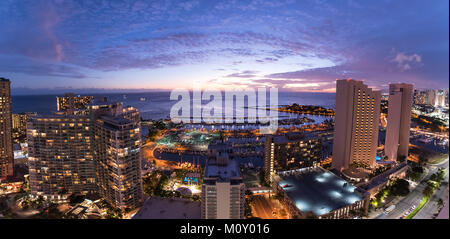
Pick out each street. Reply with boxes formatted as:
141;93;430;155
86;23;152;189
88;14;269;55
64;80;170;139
251;195;288;219
383;158;449;219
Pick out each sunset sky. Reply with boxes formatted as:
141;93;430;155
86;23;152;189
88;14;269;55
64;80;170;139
0;0;448;93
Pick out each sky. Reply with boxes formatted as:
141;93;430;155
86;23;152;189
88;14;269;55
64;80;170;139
0;0;448;94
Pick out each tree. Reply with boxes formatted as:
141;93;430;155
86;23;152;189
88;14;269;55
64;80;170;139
258;169;269;187
389;179;410;196
418;155;428;166
437;198;444;207
68;194;84;205
397;155;406;163
422;184;434;198
21;200;29;210
124;207;131;214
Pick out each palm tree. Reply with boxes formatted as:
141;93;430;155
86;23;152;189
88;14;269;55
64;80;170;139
437;198;444;207
422;184;434;198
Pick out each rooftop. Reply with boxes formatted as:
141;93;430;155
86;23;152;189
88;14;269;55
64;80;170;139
278;168;364;216
132;197;200;219
269;132;320;144
361;162;409;191
204;158;241;181
100;115;133;125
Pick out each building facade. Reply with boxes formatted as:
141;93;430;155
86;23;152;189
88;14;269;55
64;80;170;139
385;83;413;161
435;90;446;107
414;89;448;107
56;93;94;112
0;78;13;180
264;133;322;185
91;103;143;210
27;100;143;210
276;167;369;219
332;79;381;171
201;143;245;219
12;112;37;142
27;114;96;200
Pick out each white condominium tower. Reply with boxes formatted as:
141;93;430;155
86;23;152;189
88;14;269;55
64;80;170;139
201;143;245;219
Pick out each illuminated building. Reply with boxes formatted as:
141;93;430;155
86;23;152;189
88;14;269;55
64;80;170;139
359;162;409;198
201;143;245;219
264;132;322;186
56;93;94;112
435;90;446;107
413;89;447;107
332;79;381;171
27;100;143;210
385;83;413;161
414;90;428;105
12;112;37;142
0;78;13;180
27;113;96;200
92;103;143;210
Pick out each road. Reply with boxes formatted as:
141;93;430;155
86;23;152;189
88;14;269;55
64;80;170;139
251;195;276;219
414;170;449;219
251;195;288;219
384;158;448;219
410;128;449;140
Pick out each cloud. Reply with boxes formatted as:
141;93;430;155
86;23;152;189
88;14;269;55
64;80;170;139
392;52;422;71
225;70;258;78
0;0;448;90
256;57;279;63
0;55;88;79
265;66;350;80
284;83;321;88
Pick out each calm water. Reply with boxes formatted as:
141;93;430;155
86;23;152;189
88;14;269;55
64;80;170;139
12;92;336;120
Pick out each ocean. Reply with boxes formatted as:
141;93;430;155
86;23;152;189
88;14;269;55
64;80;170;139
12;92;336;120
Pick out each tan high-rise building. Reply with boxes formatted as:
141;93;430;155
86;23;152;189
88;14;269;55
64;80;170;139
332;79;381;171
91;103;143;210
385;83;413;161
0;78;13;180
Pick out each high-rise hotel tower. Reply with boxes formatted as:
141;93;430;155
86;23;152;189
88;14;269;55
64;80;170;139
0;78;13;180
332;79;381;171
385;83;413;161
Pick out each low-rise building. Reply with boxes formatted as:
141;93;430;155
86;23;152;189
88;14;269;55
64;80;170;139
359;162;410;198
275;166;369;219
264;132;323;186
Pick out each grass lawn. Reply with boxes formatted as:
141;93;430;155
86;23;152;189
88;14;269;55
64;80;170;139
428;154;448;165
405;196;429;219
